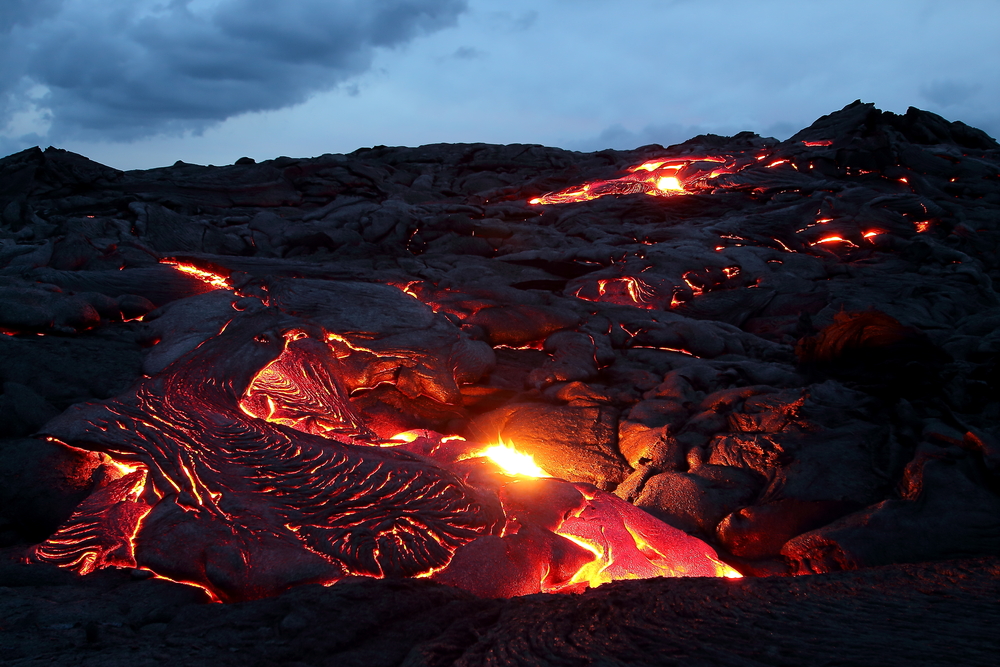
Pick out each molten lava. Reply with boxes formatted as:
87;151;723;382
529;155;755;205
472;441;551;478
551;490;742;587
160;259;232;290
32;310;740;601
239;329;374;440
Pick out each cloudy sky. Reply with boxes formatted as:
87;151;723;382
2;0;998;170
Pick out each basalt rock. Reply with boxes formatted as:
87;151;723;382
0;102;999;604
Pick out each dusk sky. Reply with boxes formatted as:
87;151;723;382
2;0;998;170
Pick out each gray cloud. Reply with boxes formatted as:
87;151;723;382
509;10;538;31
920;80;982;108
448;46;485;60
0;0;64;33
1;0;467;142
485;9;538;32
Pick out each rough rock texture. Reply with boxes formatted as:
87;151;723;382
1;550;997;666
1;100;1000;660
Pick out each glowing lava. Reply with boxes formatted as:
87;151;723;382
656;175;683;191
32;311;741;601
572;276;663;309
810;235;859;248
239;329;374;440
551;490;743;588
450;437;740;590
160;259;232;290
529;155;752;205
473;440;551;478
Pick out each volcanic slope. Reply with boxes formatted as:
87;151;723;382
1;100;999;661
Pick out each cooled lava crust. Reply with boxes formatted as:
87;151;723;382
1;100;999;652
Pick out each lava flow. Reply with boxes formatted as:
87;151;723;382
529;154;757;204
159;258;232;290
31;309;739;602
388;434;740;596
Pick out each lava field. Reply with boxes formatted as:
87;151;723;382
1;100;999;665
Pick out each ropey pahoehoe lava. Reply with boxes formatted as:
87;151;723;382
31;303;737;602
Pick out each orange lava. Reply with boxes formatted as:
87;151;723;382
33;321;742;601
32;469;152;576
529;155;752;205
466;439;740;589
551;490;742;587
572;276;664;310
473;441;551;478
236;338;744;589
240;329;374;440
160;259;232;290
810;235;858;248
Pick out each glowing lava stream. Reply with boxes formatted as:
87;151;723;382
529;155;753;205
159;259;232;290
436;437;742;588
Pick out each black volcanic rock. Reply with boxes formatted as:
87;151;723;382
1;101;999;601
0;550;997;666
0;438;107;544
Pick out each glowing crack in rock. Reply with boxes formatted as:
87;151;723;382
573;276;661;309
31;308;739;601
159;258;232;290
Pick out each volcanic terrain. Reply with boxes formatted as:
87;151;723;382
1;101;999;665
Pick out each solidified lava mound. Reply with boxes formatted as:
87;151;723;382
1;101;1000;663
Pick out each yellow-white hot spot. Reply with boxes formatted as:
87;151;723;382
478;442;549;477
656;175;683;191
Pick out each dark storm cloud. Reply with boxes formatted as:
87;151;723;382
1;0;467;141
0;0;64;33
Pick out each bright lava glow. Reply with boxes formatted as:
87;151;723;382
476;442;550;477
656;175;682;191
160;259;231;290
550;492;743;589
811;235;858;248
528;155;750;205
